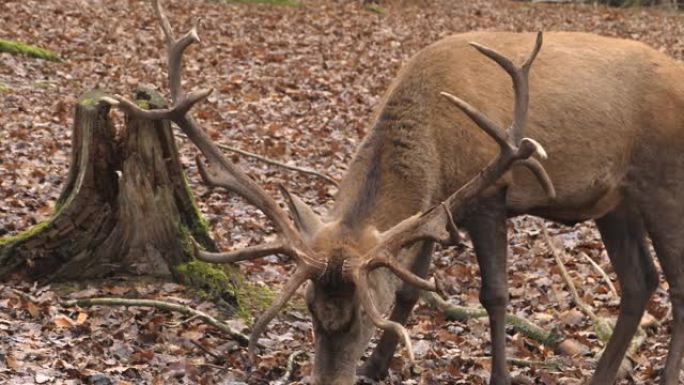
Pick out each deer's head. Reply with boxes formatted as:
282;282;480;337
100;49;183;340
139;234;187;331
113;2;553;384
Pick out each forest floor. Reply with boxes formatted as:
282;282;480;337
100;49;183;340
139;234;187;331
2;0;684;384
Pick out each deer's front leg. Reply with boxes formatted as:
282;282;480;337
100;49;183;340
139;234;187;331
464;193;510;385
358;241;435;380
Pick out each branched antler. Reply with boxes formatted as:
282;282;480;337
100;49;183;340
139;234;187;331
107;2;553;365
107;0;327;358
346;32;555;360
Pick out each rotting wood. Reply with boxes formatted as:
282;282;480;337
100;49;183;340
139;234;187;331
0;88;216;282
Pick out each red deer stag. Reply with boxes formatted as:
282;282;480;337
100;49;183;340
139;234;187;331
113;1;684;384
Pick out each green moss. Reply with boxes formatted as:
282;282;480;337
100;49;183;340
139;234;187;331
79;98;96;107
137;87;167;109
0;38;61;61
0;199;69;248
182;175;211;237
364;4;386;14
179;225;197;258
77;90;108;109
221;0;301;7
176;259;273;321
595;317;614;343
177;224;272;320
0;220;51;248
177;259;233;293
231;270;275;320
33;80;52;89
136;99;151;110
0;82;9;93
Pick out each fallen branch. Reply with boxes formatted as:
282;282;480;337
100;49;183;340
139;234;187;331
63;297;250;346
173;133;339;187
508;356;567;370
473;356;568;371
421;292;564;348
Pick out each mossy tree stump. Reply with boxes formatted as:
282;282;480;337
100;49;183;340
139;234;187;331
0;88;217;282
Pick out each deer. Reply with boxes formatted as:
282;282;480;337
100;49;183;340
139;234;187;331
109;1;684;385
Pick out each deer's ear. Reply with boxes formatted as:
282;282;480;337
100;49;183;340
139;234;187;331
279;185;324;239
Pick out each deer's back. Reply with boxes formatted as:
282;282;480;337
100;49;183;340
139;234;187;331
363;31;684;224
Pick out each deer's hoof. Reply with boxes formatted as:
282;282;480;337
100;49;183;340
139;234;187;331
356;360;388;381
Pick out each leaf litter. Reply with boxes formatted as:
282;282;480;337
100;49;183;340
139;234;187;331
1;0;683;383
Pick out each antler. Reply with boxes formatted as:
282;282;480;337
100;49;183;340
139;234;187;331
348;32;555;361
108;0;326;359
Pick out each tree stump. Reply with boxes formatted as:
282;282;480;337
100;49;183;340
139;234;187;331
0;88;216;282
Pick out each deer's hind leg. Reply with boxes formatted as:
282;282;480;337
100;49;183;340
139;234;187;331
589;201;659;385
636;191;684;385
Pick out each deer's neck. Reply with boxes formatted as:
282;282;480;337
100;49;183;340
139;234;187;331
330;108;439;231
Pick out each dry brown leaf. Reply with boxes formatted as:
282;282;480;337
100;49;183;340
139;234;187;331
76;312;88;325
53;314;75;329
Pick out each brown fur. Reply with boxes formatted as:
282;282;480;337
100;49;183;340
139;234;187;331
300;32;684;385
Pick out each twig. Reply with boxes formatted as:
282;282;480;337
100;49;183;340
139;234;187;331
541;221;645;381
581;251;619;298
198;362;228;370
272;350;307;385
166;314;201;328
541;224;599;322
173;133;339;187
63;297;250;346
541;222;615;342
190;339;222;360
11;288;39;303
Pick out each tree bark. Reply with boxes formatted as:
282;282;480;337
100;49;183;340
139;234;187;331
0;88;216;282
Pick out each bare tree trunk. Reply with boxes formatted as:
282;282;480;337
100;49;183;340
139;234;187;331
0;88;215;282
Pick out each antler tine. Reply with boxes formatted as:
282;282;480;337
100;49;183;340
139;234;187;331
248;268;312;360
364;251;437;292
470;32;543;143
515;157;555;197
441;32;552;198
112;88;212;121
522;32;543;71
151;0;200;101
440;92;509;151
152;0;175;44
196;242;288;263
167;27;200;102
353;270;415;363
